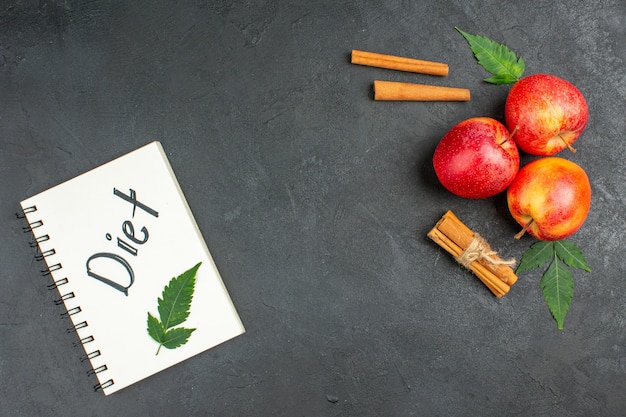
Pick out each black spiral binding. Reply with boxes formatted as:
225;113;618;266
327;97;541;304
18;205;115;393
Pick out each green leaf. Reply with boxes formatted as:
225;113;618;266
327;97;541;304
160;327;196;350
148;262;201;354
455;27;525;84
484;74;521;85
516;241;554;273
540;257;574;330
517;239;590;330
554;240;591;272
157;262;201;329
147;312;165;342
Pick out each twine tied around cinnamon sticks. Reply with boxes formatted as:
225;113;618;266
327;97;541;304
455;233;516;270
428;211;518;297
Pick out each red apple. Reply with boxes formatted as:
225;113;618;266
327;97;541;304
507;157;591;241
433;117;520;199
504;73;588;156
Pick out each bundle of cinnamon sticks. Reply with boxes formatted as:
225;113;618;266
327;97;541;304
428;211;517;297
351;49;470;102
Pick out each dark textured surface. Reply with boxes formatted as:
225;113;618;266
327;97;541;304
1;1;625;416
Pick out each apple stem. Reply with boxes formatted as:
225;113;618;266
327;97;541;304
514;219;534;240
559;134;577;153
499;125;520;145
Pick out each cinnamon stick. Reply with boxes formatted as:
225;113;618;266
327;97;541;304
373;80;470;102
436;213;517;286
428;211;518;297
351;50;449;76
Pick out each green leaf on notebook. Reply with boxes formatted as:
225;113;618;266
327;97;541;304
160;327;197;350
147;262;201;355
147;313;166;342
455;27;525;84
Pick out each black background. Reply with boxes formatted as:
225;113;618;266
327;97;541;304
2;1;625;416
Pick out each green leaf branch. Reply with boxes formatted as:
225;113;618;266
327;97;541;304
456;27;525;85
517;241;590;330
147;262;201;355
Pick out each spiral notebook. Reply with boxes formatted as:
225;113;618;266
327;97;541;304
18;141;245;395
